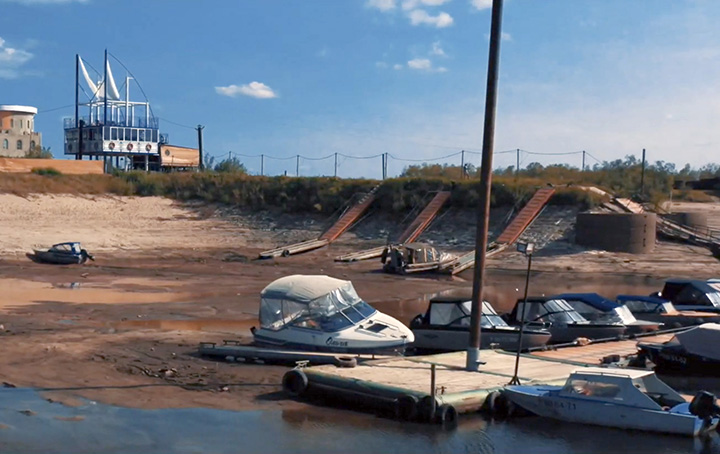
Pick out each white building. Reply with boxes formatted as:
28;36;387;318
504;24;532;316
0;105;42;158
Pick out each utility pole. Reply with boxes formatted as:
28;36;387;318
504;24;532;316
381;153;386;180
77;119;84;161
582;150;586;172
196;125;204;170
261;154;264;176
515;148;520;179
103;49;108;126
640;148;646;198
296;155;300;177
74;54;79;129
467;0;504;372
229;151;232;161
334;152;338;178
460;150;466;179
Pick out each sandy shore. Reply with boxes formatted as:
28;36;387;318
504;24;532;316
0;194;719;411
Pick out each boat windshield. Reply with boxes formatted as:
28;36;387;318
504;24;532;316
622;298;670;314
706;292;720;308
51;243;80;254
614;306;638;324
519;299;586;324
427;300;508;328
259;284;377;332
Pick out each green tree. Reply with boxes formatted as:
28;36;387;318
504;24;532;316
214;156;248;173
25;145;53;159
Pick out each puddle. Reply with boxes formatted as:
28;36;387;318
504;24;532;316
114;318;256;334
0;278;189;309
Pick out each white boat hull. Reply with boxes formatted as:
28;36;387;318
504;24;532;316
504;386;715;437
253;312;414;354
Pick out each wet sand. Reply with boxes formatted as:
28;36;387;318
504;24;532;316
0;194;718;412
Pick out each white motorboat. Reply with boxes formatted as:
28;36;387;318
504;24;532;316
251;275;414;354
503;367;720;437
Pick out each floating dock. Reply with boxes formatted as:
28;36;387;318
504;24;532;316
281;332;676;424
259;186;379;259
335;191;451;262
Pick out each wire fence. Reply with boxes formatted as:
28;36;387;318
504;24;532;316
201;148;608;179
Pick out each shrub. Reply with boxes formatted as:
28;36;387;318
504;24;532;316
31;167;62;176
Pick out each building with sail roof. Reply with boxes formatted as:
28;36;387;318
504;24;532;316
63;51;198;171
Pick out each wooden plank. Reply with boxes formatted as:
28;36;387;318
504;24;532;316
496;188;555;244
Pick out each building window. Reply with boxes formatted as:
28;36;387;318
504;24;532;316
16;140;23;150
19;120;23;129
30;141;36;150
2;139;8;149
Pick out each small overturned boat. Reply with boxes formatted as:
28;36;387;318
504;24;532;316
554;293;662;334
251;275;414;354
410;291;551;352
503;367;720;437
28;242;94;265
638;323;720;375
504;297;627;344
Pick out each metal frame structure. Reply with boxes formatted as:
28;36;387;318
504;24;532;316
64;50;168;171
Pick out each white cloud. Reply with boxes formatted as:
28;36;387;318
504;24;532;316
502;32;512;41
401;0;452;11
375;61;388;68
408;9;454;28
430;41;446;57
366;0;396;11
393;63;404;70
408;58;432;70
0;37;33;79
408;58;447;72
215;82;278;99
470;0;492;11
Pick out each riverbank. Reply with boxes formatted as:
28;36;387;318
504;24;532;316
0;194;718;412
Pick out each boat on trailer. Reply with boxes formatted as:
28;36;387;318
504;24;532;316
28;242;94;265
503;367;720;437
409;291;551;352
251;275;414;354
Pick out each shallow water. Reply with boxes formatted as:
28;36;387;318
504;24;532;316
1;389;718;454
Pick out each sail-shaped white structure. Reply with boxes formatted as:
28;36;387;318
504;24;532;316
64;50;165;170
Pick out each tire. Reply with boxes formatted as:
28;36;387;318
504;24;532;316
281;250;290;257
282;369;308;397
486;391;512;418
435;404;458;427
418;395;438;422
395;394;419;421
334;356;357;368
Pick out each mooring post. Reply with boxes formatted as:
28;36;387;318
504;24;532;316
467;0;504;372
430;364;437;416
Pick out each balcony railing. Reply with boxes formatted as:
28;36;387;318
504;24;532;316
64;116;159;130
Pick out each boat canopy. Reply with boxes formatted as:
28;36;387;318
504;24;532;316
50;242;81;254
514;298;587;324
259;275;376;332
661;279;720;308
427;299;507;328
617;295;677;314
670;323;720;361
557;293;638;324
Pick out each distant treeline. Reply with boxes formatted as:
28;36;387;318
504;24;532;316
0;154;716;213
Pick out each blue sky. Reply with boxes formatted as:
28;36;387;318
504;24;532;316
1;0;719;178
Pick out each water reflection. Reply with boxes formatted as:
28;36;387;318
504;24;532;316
1;388;718;454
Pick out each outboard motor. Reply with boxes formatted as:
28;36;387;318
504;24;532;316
80;249;95;263
689;391;720;432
